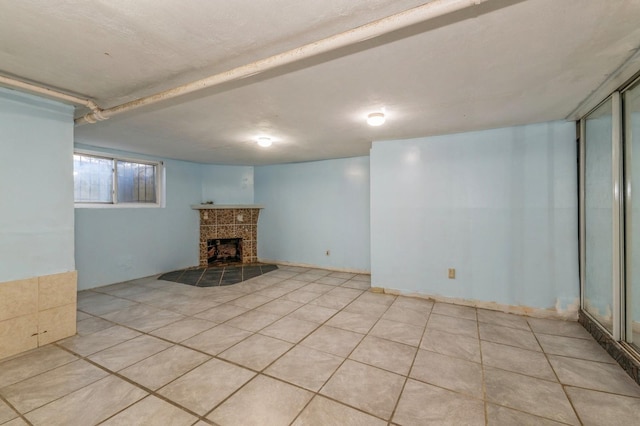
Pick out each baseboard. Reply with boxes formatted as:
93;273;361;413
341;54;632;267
257;258;370;275
371;286;579;321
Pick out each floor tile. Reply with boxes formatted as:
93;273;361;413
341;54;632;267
182;324;252;355
391;296;433;313
431;302;477;320
259;316;318;343
123;309;185;332
158;358;255;415
477;309;530;330
349;335;416;376
326;286;363;300
548;355;640;397
479;323;541;351
88;335;172;371
486;403;566;425
421;328;481;363
76;316;113;335
219;334;292;371
120;345;210;390
265;346;343;391
315;276;347;286
484;366;579;425
3;417;28;426
325;311;380;334
343;300;388;317
0;399;18;424
208;375;313;426
58;325;141;356
392;379;484;426
225;310;282;332
320;360;404;420
283;289;322;303
292;395;386;426
342;280;371;290
289;305;338;323
369;318;424;347
229;294;273;309
565;386;640;426
481;340;556;381
410;349;483;398
527;317;593;340
24;375;147;426
150;318;217;342
0;346;77;388
100;395;196;425
194;303;249;322
100;304;162;325
301;325;364;357
309;294;354;310
426;313;478;338
356;292;396;306
0;360;108;413
256;299;303;316
77;295;137;316
302;283;335;294
381;306;429;327
537;334;616;364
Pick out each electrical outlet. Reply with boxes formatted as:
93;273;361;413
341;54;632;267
448;268;456;279
326;250;330;256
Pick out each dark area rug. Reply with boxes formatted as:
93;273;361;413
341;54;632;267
158;264;278;287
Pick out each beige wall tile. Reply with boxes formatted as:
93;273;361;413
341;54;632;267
38;304;76;346
39;271;77;311
0;278;38;322
0;314;38;361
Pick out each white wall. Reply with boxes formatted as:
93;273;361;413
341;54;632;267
255;157;370;272
0;88;75;282
370;121;579;311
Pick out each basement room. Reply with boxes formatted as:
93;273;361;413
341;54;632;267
1;0;640;425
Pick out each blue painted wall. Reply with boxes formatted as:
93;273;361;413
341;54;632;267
255;157;370;272
370;121;579;310
0;88;75;282
74;146;256;289
201;164;254;204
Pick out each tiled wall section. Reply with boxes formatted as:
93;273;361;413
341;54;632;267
0;271;77;360
199;208;260;266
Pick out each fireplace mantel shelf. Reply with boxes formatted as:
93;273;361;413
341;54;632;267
191;204;264;210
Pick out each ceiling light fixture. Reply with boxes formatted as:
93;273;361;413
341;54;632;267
257;136;272;147
367;112;386;126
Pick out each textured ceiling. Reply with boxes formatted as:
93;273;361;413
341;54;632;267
2;0;640;165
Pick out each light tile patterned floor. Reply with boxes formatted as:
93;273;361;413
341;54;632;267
1;266;639;425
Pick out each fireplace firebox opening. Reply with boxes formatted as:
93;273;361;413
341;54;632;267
207;238;242;265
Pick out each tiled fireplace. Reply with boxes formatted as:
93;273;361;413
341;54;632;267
192;205;263;267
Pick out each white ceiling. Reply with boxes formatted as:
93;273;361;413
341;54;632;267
2;0;640;165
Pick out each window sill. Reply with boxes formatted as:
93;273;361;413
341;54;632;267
74;203;163;209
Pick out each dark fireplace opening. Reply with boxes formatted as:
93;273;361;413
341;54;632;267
207;238;242;265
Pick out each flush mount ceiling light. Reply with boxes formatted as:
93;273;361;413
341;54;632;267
367;112;386;126
257;136;272;147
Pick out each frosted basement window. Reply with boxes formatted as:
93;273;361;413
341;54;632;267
73;151;163;207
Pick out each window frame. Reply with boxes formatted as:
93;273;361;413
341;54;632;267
73;149;165;208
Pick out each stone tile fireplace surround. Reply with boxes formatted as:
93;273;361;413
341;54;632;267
192;205;263;267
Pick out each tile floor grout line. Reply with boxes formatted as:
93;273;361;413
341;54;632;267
528;317;584;425
52;342;213;425
286;292;400;426
476;307;490;426
386;300;434;424
0;391;33;426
